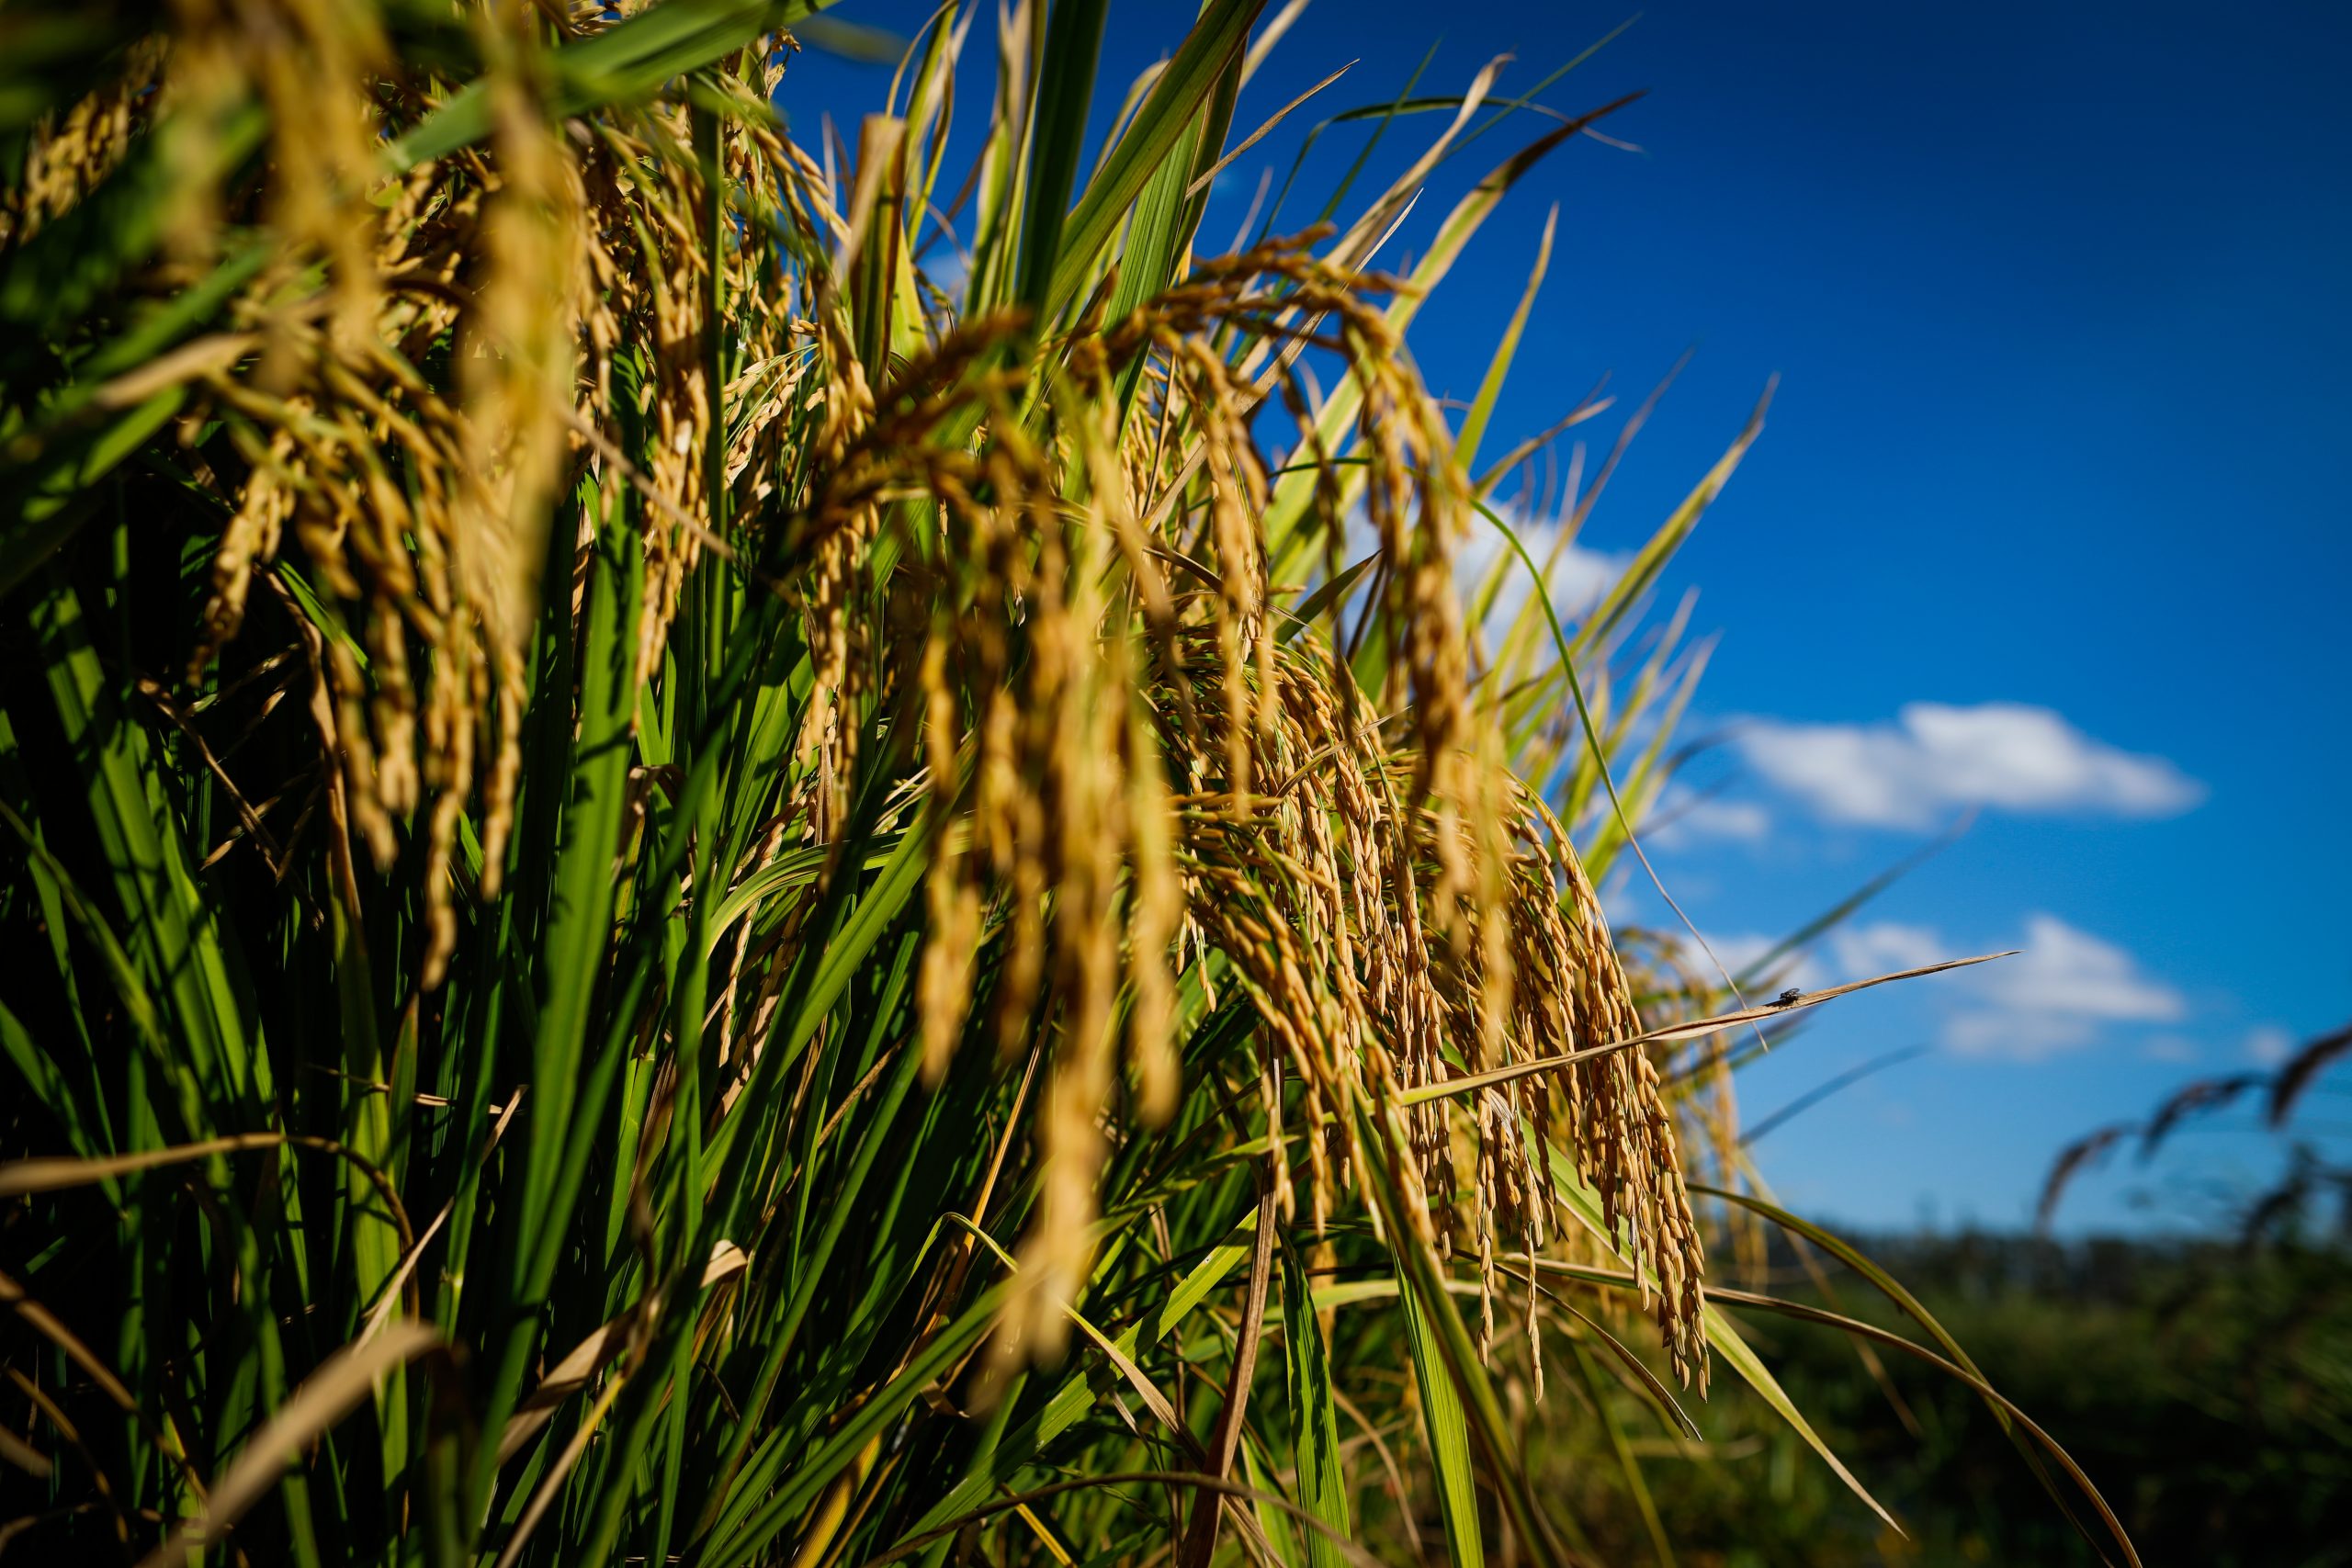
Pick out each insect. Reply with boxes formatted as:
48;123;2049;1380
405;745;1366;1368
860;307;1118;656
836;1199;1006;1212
1772;987;1803;1006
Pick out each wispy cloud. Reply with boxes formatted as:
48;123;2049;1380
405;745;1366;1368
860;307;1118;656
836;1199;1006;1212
1324;485;1669;706
2245;1025;2295;1066
1330;499;1631;649
1676;914;2185;1062
1454;499;1628;635
1973;914;2184;1024
1826;912;2185;1060
1690;931;1825;991
1829;920;1949;976
1648;785;1771;847
1735;702;2203;829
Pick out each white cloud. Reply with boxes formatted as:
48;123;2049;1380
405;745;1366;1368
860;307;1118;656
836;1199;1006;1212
2245;1025;2294;1066
1671;796;1772;843
1669;914;2186;1063
1329;498;1631;651
1944;1010;2100;1058
1454;500;1629;636
1942;913;2185;1060
1702;931;1781;976
1736;702;2203;829
1829;920;1949;977
1674;931;1825;991
1648;787;1771;848
1979;914;2184;1021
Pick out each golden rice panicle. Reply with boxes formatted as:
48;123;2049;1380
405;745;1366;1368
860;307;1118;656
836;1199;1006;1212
790;308;879;846
150;7;804;989
1616;923;1767;1282
159;0;390;342
126;3;526;982
918;622;980;1086
1005;473;1144;1364
447;7;587;936
899;402;1172;1368
1133;614;1709;1385
2;39;161;246
1532;791;1710;1386
1067;342;1186;1127
1102;227;1710;1373
1167;335;1273;803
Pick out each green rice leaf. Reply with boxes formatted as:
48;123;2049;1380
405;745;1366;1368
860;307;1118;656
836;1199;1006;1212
1280;1243;1352;1567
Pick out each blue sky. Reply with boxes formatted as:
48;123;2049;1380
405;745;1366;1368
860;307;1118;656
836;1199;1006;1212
786;3;2352;1233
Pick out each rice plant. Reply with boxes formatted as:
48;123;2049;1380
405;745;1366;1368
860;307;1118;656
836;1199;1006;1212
2041;1020;2352;1235
0;3;2136;1563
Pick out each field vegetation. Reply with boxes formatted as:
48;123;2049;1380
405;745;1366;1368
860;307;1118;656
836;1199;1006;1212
0;3;2152;1563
